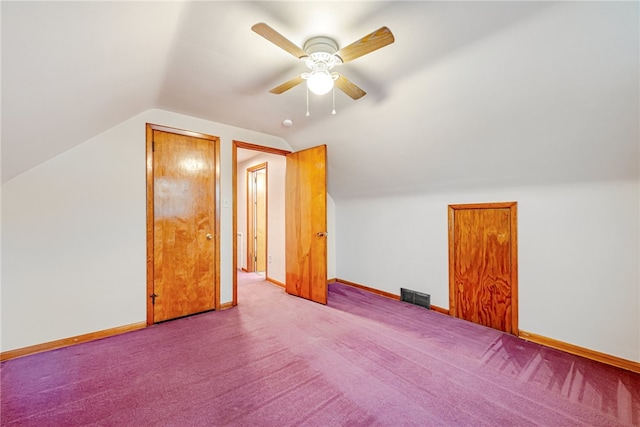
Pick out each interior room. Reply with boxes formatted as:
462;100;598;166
1;1;638;424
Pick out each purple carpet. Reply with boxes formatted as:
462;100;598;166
2;272;639;426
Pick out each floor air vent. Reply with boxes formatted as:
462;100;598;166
400;288;431;310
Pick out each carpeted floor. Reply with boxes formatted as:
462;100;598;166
1;272;639;426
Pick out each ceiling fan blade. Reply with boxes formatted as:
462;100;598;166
335;75;366;100
251;23;308;59
269;76;305;94
335;27;395;64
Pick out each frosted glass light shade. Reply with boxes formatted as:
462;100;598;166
307;71;334;95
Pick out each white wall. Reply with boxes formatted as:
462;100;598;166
0;109;292;352
237;153;286;283
335;179;640;363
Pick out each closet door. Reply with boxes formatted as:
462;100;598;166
147;125;219;323
449;202;518;334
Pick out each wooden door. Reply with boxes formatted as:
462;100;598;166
246;164;267;273
285;145;327;304
256;169;267;272
146;124;219;324
448;202;518;334
246;168;256;272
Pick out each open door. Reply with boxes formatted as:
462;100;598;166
285;145;327;304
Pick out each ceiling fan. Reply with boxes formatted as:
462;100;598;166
251;22;395;100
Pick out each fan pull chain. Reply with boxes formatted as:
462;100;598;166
332;87;336;115
306;87;310;117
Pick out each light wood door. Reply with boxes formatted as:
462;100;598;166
148;126;219;323
448;202;518;334
285;145;327;304
246;164;267;273
256;170;267;272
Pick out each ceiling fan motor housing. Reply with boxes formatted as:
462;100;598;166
303;36;339;55
303;36;343;72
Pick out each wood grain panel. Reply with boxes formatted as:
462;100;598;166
246;163;268;273
335;26;395;64
256;170;267;271
269;76;305;94
246;168;255;272
449;202;517;334
285;145;327;304
152;128;217;322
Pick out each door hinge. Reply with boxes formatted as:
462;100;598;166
152;141;155;151
150;293;158;304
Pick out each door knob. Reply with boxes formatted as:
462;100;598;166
206;233;213;240
317;232;328;237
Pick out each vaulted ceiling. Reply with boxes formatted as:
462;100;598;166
2;1;638;198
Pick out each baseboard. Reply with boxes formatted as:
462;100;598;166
519;330;640;374
0;321;147;362
334;278;449;314
335;278;400;300
267;277;285;288
219;301;234;310
429;305;450;315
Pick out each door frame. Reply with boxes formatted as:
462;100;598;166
146;123;221;326
232;140;291;306
448;201;518;334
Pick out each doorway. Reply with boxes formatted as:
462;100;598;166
246;164;267;274
232;141;328;307
233;141;290;305
448;202;518;334
145;124;220;325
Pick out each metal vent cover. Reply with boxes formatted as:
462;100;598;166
400;288;431;310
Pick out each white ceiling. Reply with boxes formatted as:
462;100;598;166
2;1;638;198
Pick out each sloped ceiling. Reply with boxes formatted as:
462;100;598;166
2;1;638;198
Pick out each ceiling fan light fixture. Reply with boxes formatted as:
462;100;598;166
252;23;394;103
306;71;334;95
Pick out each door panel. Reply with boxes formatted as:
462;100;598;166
152;128;217;322
246;164;267;273
285;145;327;304
449;203;518;334
256;170;267;272
246;169;256;272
